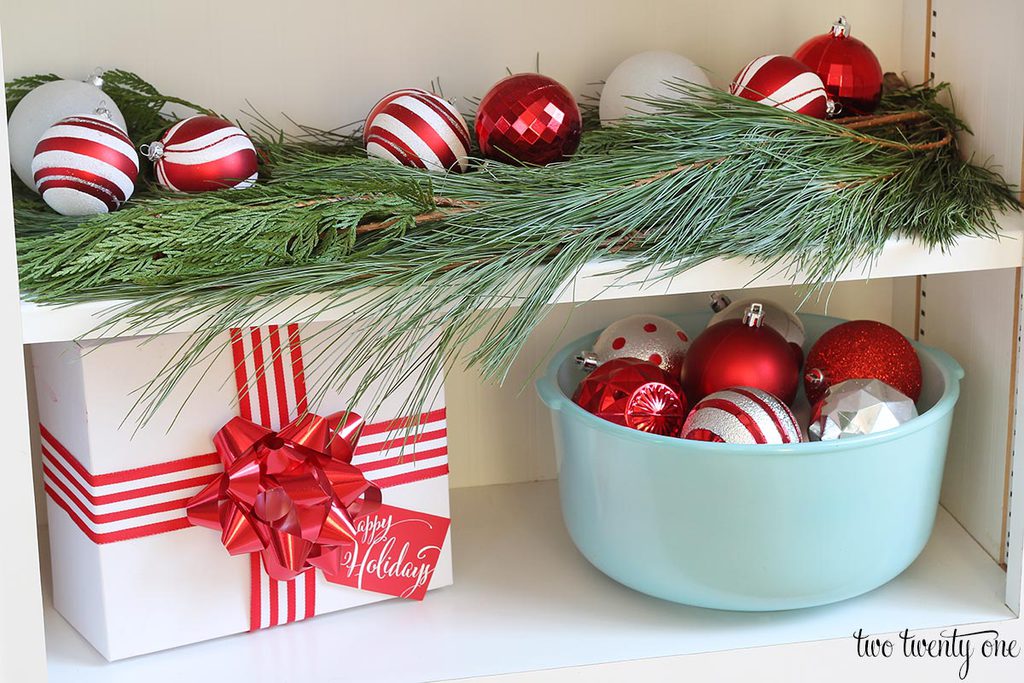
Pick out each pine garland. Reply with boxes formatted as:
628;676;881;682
9;71;1021;426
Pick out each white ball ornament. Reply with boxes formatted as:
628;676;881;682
577;313;691;377
31;114;139;216
8;79;127;192
599;51;711;125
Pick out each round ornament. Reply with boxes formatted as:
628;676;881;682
364;88;471;173
730;54;833;119
573;358;688;437
475;73;582;166
8;78;127;192
143;115;258;193
599;51;711;124
708;293;805;365
576;314;690;377
682;303;800;405
793;16;884;115
804;320;922;405
31;114;139;216
681;387;802;444
808;378;918;441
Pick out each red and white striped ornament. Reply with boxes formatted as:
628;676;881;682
31;113;139;216
144;115;258;193
364;88;471;173
681;387;803;445
730;54;833;119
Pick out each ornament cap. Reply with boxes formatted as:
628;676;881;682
575;350;600;372
85;70;104;89
742;303;765;328
140;140;165;161
831;16;850;38
709;292;732;313
805;368;825;385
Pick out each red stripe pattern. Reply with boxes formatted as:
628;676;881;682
729;54;829;119
680;387;803;444
149;115;258;193
364;88;471;173
32;114;139;215
42;322;449;630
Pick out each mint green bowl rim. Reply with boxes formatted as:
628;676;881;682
536;313;964;457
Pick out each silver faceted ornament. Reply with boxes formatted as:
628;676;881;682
808;378;918;441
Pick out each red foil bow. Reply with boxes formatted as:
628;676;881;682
187;412;382;581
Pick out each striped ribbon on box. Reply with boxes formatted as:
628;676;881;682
42;324;449;630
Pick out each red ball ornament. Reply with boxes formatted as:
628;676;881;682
364;88;471;173
730;54;833;119
804;320;922;405
573;358;688;437
681;303;800;405
794;16;884;115
681;387;803;444
144;115;258;193
475;73;582;165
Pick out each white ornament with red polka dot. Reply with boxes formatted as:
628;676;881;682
576;314;690;377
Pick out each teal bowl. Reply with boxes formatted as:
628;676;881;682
536;312;963;611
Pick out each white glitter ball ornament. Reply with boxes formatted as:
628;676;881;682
808;378;918;441
681;387;803;444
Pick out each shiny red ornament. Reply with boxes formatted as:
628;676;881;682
730;54;831;119
804;320;922;406
794;16;884;115
573;358;688;437
144;115;258;193
681;303;800;405
475;73;582;165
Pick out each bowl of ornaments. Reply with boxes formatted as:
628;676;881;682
536;295;963;611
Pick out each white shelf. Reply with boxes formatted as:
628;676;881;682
20;211;1024;344
45;479;1014;683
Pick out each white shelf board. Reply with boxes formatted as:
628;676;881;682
20;210;1024;344
45;479;1014;683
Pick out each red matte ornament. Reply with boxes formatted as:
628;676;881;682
681;303;800;405
793;16;884;115
573;358;688;437
804;320;922;405
475;73;582;165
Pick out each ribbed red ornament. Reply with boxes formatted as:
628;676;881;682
793;16;883;115
681;304;800;405
804;320;922;405
474;73;582;166
573;358;687;437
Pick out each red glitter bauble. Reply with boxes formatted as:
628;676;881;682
573;358;687;437
804;320;922;405
474;73;582;166
681;305;800;405
793;16;883;115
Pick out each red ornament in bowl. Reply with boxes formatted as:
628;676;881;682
573;358;688;437
681;303;800;405
475;73;582;166
793;16;884;115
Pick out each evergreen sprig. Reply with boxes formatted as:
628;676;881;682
11;75;1021;427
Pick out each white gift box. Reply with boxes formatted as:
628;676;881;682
32;323;452;661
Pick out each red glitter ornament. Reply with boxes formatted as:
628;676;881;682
474;73;582;165
804;320;922;405
573;358;687;437
681;303;800;405
793;16;884;115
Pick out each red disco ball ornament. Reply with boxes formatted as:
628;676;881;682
730;54;832;119
804;320;922;405
794;16;884;115
474;73;582;165
573;358;688;437
681;303;800;405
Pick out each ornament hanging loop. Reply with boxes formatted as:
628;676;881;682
709;292;732;313
805;368;826;385
831;16;850;38
743;303;765;328
575;351;600;372
140;141;165;161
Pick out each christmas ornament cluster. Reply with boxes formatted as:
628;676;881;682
9;76;258;216
572;294;923;445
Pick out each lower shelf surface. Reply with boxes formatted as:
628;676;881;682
45;479;1014;682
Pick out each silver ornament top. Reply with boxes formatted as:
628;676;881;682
140;141;165;161
808;378;918;441
831;16;850;38
709;292;732;313
742;303;765;328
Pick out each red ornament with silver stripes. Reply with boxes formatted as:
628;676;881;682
730;54;833;119
364;88;471;173
31;114;139;216
681;387;803;444
144;115;258;193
